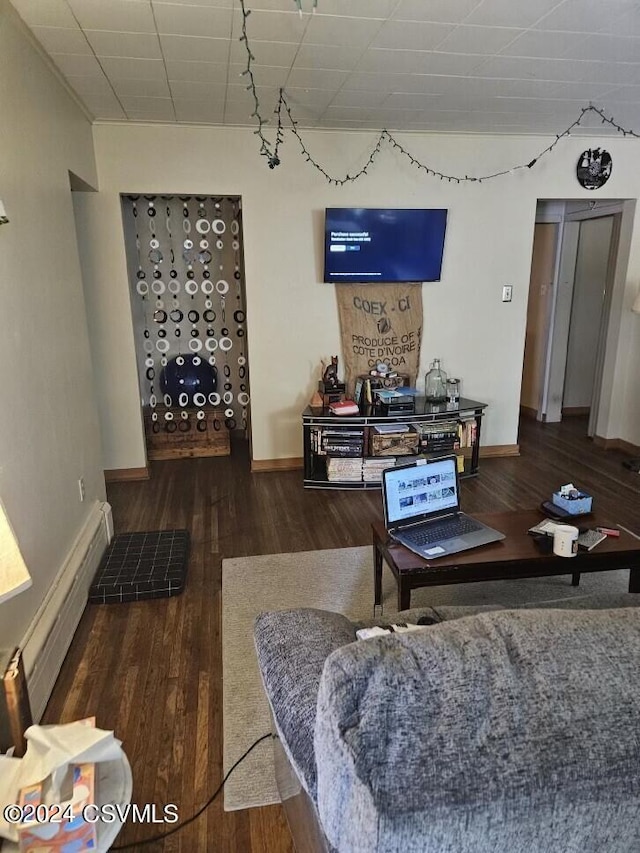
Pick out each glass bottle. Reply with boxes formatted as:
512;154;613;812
424;358;448;402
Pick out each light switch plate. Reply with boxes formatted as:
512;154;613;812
502;285;513;302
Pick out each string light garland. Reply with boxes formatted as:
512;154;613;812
237;0;639;184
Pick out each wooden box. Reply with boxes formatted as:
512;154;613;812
369;428;418;457
144;406;230;460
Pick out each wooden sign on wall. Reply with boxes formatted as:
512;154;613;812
335;283;423;395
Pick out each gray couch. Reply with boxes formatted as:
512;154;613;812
254;595;640;853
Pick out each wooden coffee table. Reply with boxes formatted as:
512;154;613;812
373;510;640;611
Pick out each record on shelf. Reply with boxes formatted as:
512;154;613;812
576;148;612;190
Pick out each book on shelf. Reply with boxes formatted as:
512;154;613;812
374;423;410;434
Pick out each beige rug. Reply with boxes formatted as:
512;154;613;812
221;545;629;811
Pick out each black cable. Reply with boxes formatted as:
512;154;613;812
111;732;273;849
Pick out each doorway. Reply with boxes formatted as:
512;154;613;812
520;201;623;437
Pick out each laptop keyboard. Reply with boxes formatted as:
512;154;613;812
402;516;483;546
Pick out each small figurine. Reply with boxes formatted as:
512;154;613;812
322;355;340;389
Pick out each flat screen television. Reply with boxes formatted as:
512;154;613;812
324;207;447;284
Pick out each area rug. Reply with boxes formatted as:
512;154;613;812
221;545;630;811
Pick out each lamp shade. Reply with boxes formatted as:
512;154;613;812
632;289;640;315
0;501;31;605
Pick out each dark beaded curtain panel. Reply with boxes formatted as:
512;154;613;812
122;195;250;441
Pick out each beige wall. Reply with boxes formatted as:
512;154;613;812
88;121;640;465
0;3;105;648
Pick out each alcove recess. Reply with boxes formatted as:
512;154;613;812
121;195;250;460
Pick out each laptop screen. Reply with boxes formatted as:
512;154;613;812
383;456;460;526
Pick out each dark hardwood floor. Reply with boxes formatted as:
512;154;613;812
43;416;640;851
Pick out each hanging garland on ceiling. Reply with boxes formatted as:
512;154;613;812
238;0;640;184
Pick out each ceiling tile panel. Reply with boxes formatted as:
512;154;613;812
49;52;106;77
166;60;229;83
283;87;336;108
357;49;486;76
293;43;366;71
229;9;307;43
303;15;384;47
286;67;350;89
561;34;640;64
229;39;298;66
169;79;227;98
31;26;92;55
98;56;168;80
229;62;289;86
330;89;390;108
11;0;79;28
498;29;588;58
67;0;157;33
153;0;233;6
84;30;162;59
65;74;115;97
173;100;225;123
466;0;565;28
112;77;172;98
312;0;397;17
534;0;637;33
370;20;455;51
81;93;127;120
436;25;524;54
392;0;482;24
160;34;230;62
153;4;233;37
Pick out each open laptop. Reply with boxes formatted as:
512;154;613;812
381;455;505;559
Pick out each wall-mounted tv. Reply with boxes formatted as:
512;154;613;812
324;207;447;284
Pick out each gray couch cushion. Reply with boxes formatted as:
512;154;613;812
254;608;355;799
315;607;640;853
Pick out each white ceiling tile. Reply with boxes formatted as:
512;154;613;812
476;54;640;85
382;92;445;109
31;26;92;55
120;97;176;119
466;0;564;28
597;8;640;37
392;0;482;24
303;15;383;48
230;9;307;43
229;62;288;86
321;104;374;120
67;0;157;33
356;49;485;76
84;30;162;59
562;34;640;64
330;89;390;108
166;59;229;82
10;0;78;28
550;81;620;99
153;0;233;6
286;67;350;89
153;4;232;37
160;35;230;63
169;79;226;98
80;91;126;115
370;20;455;51
50;52;105;76
600;84;640;102
340;71;436;93
229;39;298;66
174;100;225;122
533;0;635;33
284;87;336;109
498;30;588;58
66;74;115;97
99;56;167;80
225;83;281;106
313;0;397;17
293;43;365;71
112;77;172;98
436;24;524;54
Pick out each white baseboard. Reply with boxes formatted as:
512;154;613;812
20;502;110;722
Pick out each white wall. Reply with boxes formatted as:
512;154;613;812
87;120;640;466
0;3;105;649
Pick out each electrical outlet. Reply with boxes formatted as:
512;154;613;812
78;477;85;502
502;285;513;302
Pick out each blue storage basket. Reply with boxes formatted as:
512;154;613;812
552;491;593;515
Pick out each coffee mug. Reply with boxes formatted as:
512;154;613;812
553;524;579;558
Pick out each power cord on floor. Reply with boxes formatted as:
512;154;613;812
111;732;274;849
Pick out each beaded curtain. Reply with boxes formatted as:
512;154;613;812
122;195;250;438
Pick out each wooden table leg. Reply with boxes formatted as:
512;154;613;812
398;580;411;612
373;541;383;607
629;568;640;593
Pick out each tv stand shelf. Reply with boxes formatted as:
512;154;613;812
302;397;487;490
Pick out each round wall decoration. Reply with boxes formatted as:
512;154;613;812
576;148;612;190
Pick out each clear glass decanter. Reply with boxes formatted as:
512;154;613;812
424;358;448;402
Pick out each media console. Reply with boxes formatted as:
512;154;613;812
302;397;487;490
